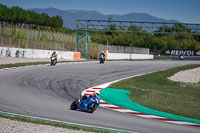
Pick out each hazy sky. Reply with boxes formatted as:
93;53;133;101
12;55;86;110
0;0;199;23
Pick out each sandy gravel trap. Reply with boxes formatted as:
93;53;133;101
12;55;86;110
168;67;200;83
0;117;92;133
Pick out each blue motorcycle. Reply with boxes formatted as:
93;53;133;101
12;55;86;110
70;93;100;113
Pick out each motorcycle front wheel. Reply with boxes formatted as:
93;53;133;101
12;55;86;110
87;103;97;113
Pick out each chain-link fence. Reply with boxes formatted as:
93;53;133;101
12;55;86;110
0;26;74;43
0;36;75;51
0;26;75;51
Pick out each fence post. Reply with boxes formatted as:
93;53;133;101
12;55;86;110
18;38;20;48
55;43;58;50
34;40;36;49
42;41;44;49
9;37;12;48
26;39;28;49
0;37;3;47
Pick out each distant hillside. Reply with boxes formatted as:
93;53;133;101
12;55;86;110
28;7;179;29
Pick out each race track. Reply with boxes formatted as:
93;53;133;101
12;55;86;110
0;60;200;133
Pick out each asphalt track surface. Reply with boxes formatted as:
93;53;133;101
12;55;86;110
0;60;200;133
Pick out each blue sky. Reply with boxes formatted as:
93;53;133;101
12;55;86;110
0;0;199;23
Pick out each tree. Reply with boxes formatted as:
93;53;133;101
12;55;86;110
172;24;191;33
10;6;25;24
0;4;9;22
109;23;117;31
128;24;141;32
0;3;64;29
157;25;171;34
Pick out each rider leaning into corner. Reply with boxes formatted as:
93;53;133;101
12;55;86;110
51;51;58;63
78;92;99;104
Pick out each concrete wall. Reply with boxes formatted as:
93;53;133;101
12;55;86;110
0;47;80;60
98;44;150;54
107;52;154;60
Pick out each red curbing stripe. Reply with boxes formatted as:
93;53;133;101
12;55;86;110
2;68;11;70
85;90;95;92
92;88;103;90
83;94;90;95
189;124;200;128
152;118;179;121
105;106;128;110
126;112;149;115
9;67;17;69
100;102;109;104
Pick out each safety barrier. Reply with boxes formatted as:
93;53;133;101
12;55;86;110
107;52;153;60
0;47;81;60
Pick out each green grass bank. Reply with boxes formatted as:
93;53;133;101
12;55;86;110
109;64;200;120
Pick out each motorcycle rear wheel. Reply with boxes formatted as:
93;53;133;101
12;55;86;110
70;101;77;110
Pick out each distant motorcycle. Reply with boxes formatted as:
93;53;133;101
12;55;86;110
50;56;57;66
99;55;105;64
179;55;184;60
70;93;100;113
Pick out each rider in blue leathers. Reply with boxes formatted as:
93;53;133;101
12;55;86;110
78;92;100;110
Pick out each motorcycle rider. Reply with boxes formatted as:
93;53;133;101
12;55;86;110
51;52;57;63
78;93;97;104
179;54;184;60
100;51;105;58
99;51;105;63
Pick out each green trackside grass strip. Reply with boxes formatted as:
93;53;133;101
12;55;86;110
0;62;49;69
0;111;133;133
0;60;87;69
100;88;200;124
100;64;200;124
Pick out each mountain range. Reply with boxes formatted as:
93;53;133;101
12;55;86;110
28;7;179;29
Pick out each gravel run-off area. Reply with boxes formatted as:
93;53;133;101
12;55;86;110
168;67;200;83
0;117;92;133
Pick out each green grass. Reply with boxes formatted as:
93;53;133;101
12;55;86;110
0;113;117;133
0;60;88;69
0;62;49;69
109;64;200;120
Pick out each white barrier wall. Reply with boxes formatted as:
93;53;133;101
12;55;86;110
0;47;75;60
107;53;154;60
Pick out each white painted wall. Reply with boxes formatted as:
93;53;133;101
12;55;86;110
0;47;74;60
107;53;153;60
0;47;153;60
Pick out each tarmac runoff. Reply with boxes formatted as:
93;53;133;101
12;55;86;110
0;59;134;133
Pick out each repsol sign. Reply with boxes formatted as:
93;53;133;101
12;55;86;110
165;50;200;56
